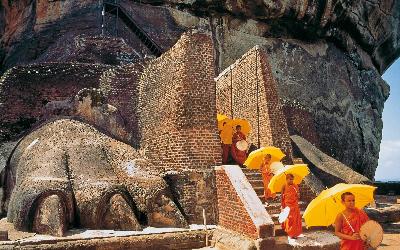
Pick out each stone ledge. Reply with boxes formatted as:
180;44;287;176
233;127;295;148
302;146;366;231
212;227;275;250
0;218;216;250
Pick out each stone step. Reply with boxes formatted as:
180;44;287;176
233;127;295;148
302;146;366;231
244;173;262;181
242;168;259;173
253;186;264;195
274;222;308;236
273;230;339;250
265;201;307;214
271;211;305;225
248;179;264;188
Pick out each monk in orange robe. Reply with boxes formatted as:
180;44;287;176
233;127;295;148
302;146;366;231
219;122;232;164
335;192;370;250
281;173;302;239
231;125;247;165
260;154;276;202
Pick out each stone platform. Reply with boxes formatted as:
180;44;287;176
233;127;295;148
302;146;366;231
0;219;215;250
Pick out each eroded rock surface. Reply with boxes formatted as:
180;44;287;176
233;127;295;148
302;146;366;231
366;204;400;223
43;88;133;144
1;119;188;236
0;0;398;180
291;135;372;186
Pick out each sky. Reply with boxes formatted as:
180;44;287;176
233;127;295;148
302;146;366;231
374;59;400;181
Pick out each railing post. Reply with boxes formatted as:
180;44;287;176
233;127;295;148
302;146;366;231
101;2;105;36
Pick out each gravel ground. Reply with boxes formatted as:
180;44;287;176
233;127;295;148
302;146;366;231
378;222;400;249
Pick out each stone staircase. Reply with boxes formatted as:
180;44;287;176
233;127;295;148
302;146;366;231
243;169;340;249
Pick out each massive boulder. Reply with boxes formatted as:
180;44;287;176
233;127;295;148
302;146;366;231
1;119;188;236
291;135;372;186
0;0;398;182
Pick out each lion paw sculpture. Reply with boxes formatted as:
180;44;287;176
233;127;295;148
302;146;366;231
1;119;188;236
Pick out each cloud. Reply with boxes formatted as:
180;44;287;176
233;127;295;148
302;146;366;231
375;140;400;181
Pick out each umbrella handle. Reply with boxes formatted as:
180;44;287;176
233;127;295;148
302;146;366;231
341;212;355;233
332;196;355;233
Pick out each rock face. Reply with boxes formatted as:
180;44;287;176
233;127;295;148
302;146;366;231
365;204;400;223
291;135;372;186
0;0;398;179
0;0;101;71
43;88;133;144
1;119;188;236
166;0;400;74
265;41;389;179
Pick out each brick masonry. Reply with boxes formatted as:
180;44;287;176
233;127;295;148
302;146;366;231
137;31;222;224
0;63;113;141
138;31;222;171
100;63;146;147
215;165;274;240
215;46;293;162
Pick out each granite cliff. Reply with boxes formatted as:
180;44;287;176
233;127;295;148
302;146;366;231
1;0;399;179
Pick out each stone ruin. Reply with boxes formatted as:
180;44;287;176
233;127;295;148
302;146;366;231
5;119;187;236
1;0;397;180
0;31;221;237
0;0;399;248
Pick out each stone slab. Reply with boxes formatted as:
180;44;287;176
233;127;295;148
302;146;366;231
0;219;216;250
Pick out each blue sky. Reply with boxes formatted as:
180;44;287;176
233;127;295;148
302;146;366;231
374;59;400;181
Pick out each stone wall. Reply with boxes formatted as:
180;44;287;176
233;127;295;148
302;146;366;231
138;31;221;171
0;63;113;142
36;35;141;65
165;170;217;225
215;46;293;161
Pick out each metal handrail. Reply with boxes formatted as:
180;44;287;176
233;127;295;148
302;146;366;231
103;0;162;56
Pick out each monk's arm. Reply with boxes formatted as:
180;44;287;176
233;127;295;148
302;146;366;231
334;214;360;240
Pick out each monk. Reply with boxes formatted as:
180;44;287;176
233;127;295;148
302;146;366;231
231;125;247;166
220;122;232;164
281;173;302;240
334;192;370;250
260;154;276;203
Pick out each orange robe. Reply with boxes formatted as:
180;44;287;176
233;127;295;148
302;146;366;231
339;208;369;250
281;184;302;237
231;131;247;165
260;163;275;199
221;143;230;164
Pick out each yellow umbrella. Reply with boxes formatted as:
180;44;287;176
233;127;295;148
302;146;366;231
217;113;228;121
243;146;286;170
302;183;376;228
217;114;231;131
220;125;233;144
231;119;251;136
267;164;310;193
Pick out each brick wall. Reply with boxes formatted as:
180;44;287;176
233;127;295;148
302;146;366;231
137;31;221;224
215;165;274;240
215;46;293;162
138;31;222;171
100;63;145;147
0;63;113;141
